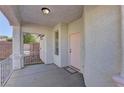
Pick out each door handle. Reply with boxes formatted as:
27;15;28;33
69;49;72;53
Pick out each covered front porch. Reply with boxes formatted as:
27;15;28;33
2;5;124;87
5;64;85;87
0;5;85;87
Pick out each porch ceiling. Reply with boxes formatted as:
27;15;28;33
19;5;83;27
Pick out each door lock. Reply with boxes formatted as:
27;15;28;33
69;49;72;53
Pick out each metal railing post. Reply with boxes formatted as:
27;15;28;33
0;57;12;87
0;64;2;86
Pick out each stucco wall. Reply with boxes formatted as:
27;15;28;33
53;23;68;67
21;23;53;64
60;24;68;67
53;24;61;67
83;6;122;87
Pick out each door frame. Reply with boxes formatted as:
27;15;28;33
68;32;81;71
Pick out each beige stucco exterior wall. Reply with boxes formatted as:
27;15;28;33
83;5;122;87
53;23;68;67
21;23;53;64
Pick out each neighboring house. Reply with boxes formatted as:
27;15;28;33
1;5;124;87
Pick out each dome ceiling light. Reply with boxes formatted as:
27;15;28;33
41;7;50;15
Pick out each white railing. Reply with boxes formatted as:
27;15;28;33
0;56;13;86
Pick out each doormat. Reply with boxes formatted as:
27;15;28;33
64;66;78;74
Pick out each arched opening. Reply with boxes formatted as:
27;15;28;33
0;11;13;60
0;11;13;86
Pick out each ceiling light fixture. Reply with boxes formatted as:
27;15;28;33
41;7;50;15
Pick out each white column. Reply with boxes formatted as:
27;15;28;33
113;6;124;86
12;26;24;70
120;6;124;77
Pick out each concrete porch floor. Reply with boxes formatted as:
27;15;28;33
5;64;85;87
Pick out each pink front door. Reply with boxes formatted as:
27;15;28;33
70;32;81;70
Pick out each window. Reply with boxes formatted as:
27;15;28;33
55;31;59;55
